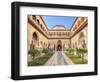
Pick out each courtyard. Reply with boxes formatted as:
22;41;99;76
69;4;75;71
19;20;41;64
28;15;88;66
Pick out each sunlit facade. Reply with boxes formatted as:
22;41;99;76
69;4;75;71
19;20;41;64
28;15;88;51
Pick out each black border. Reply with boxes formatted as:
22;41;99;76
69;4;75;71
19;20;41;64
11;1;98;80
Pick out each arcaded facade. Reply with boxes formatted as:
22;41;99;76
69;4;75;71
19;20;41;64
28;15;88;51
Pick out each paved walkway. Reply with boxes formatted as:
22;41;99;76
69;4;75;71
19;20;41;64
45;51;73;66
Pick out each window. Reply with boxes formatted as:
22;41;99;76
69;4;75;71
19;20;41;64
40;24;42;28
81;17;85;22
43;27;44;31
54;32;55;35
73;25;77;31
67;32;70;36
66;32;67;36
78;20;80;27
32;15;36;20
59;32;61;36
63;32;65;35
37;19;39;24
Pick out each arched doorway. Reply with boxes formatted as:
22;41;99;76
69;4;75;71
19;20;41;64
57;40;62;51
78;32;86;48
30;32;38;49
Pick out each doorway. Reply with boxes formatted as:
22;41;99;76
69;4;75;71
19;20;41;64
57;40;62;51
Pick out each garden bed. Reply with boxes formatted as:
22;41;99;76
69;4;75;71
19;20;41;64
28;48;54;66
67;54;88;64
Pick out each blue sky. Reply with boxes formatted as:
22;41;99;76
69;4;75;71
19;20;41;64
41;15;77;30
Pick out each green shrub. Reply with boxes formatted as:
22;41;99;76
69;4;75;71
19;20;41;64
77;48;87;53
42;48;49;53
28;48;54;66
66;48;74;55
76;48;88;63
28;48;40;60
42;48;53;55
